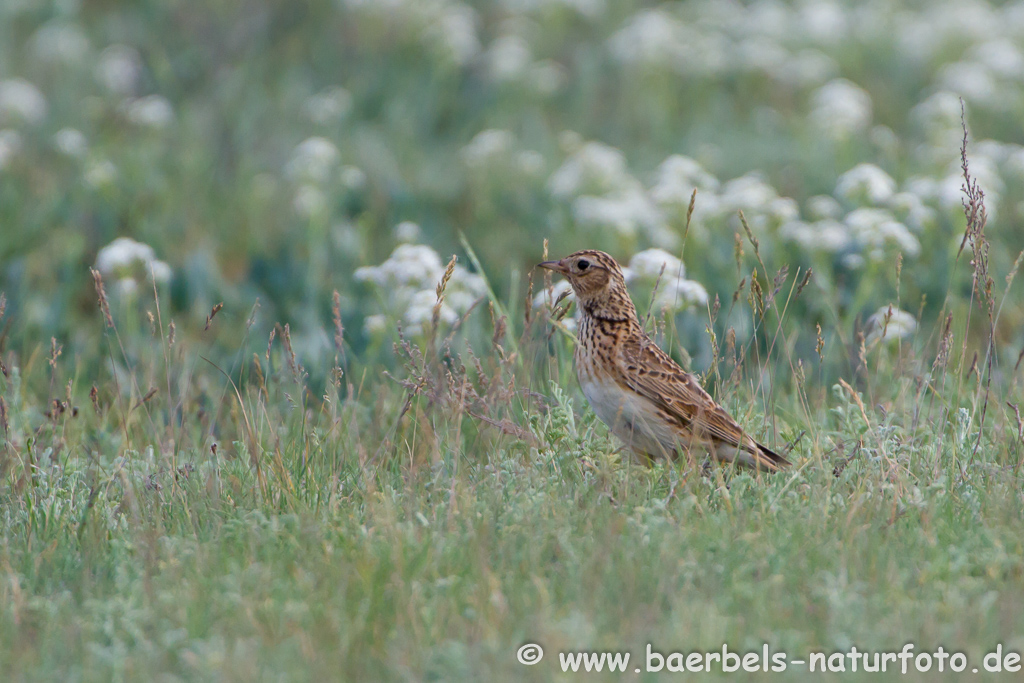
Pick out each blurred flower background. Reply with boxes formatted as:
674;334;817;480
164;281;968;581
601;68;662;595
1;0;1023;378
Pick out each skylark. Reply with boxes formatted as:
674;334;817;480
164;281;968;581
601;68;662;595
539;249;789;472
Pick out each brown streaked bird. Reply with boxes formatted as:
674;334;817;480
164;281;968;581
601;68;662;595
538;249;789;472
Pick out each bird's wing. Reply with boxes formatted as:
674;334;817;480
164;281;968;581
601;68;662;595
616;334;786;469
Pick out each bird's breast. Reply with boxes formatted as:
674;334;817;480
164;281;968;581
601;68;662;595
578;365;648;432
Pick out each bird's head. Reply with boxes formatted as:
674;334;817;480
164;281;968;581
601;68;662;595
538;250;636;321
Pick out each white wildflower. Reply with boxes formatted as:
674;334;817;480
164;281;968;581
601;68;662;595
937;61;999;107
975;140;1014;165
809;78;872;139
768;197;800;222
741;0;789;39
96;237;156;274
970;39;1024;80
0;79;48;125
516;150;545;176
624;248;683;281
869;125;899;157
608;9;686;69
799;1;848;44
844;208;919;259
460;129;515;167
529;60;566;95
888;192;935;231
533;279;573;308
557;130;584;154
95;45;142;95
1004;147;1024;180
779;49;837;88
548;141;632;197
340;166;367;190
835;163;897;206
624;249;706;311
719;173;777;211
95;237;172;284
303;86;352;124
355;243;445;289
573;186;672;246
649;155;720;208
115;278;138;297
652;277;708;311
0;129;21;170
149;260;172;283
285;137;340;184
394;221;422;243
911;91;963;136
84;159;117;188
486;34;532;81
125;95;174;129
865;305;916;344
779;219;851;253
404;289;459;332
430;4;480;66
364;314;389;336
31;22;90;64
842;253;865;270
356;243;486;336
737;37;787;74
806;195;842;220
53;128;88;158
937;158;1002;217
903;176;939;203
293;185;329;218
332;222;363;253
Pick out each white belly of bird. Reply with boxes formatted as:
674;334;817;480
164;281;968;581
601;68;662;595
579;375;681;458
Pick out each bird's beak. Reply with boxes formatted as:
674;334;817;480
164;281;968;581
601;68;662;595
537;259;569;274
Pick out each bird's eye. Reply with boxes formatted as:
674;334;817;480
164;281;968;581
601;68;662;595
577;259;590;271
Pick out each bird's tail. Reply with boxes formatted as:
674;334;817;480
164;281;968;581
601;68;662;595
750;441;791;472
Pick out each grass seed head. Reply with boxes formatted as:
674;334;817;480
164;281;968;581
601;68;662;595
90;268;114;328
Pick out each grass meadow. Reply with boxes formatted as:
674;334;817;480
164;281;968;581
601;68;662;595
2;0;1024;680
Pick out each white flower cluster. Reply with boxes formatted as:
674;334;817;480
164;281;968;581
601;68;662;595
53;128;88;158
547;141;674;247
532;279;576;330
0;79;48;125
30;21;90;65
865;305;917;344
606;5;838;87
809;79;872;140
623;248;708;312
95;45;142;95
303;86;352;125
355;242;487;336
482;29;565;93
284;136;365;219
459;129;544;177
908;92;1022;225
547;140;799;248
781;163;928;264
94;237;172;296
651;159;797;234
123;94;174;129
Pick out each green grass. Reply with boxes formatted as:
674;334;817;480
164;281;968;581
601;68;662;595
4;0;1024;680
1;259;1023;681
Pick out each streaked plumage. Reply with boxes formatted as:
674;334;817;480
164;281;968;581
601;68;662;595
539;249;788;472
